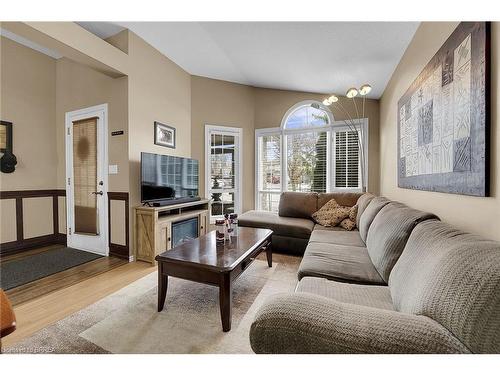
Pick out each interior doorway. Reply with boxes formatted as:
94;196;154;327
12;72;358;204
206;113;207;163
65;104;109;256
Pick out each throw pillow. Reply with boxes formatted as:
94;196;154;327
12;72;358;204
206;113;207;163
312;198;350;227
340;218;356;231
349;204;358;222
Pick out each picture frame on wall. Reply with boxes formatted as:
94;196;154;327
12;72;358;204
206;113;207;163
397;22;490;197
0;120;13;153
154;121;176;149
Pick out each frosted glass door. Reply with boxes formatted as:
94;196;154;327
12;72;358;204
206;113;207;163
72;117;99;235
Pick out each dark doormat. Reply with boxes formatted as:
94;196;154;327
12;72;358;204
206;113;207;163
0;247;102;290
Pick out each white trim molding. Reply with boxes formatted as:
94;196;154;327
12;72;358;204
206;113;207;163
65;103;109;256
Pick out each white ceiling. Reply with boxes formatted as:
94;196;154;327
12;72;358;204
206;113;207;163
31;22;420;99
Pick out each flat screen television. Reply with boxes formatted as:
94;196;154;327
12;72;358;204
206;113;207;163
141;152;199;205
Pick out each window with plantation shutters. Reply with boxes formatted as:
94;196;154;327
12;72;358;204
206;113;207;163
334;130;360;189
255;101;367;212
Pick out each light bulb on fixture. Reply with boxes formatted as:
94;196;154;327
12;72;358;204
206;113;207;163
359;84;372;96
322;98;331;106
328;95;339;103
346;87;358;98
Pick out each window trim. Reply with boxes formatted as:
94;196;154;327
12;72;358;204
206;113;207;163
280;100;334;129
255;117;368;210
205;124;243;223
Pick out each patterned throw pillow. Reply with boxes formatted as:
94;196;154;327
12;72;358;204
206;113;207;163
349;204;358;221
312;199;351;227
340;218;357;231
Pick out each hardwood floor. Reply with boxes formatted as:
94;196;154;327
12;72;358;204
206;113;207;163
5;256;127;306
2;260;156;348
2;245;129;306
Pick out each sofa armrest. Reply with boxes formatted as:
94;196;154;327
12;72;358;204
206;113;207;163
249;293;470;354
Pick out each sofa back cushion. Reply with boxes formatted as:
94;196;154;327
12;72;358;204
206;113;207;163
366;202;438;282
278;192;318;219
317;192;361;210
389;220;500;353
356;193;375;228
358;196;390;242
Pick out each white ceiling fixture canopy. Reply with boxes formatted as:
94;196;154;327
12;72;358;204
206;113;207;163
79;22;419;98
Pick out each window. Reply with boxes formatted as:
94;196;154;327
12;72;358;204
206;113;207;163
334;130;360;189
255;101;367;212
205;125;242;222
257;134;281;212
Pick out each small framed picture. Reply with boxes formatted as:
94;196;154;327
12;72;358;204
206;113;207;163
0;121;13;153
154;121;176;149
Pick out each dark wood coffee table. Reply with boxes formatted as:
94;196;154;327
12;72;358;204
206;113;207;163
155;227;272;332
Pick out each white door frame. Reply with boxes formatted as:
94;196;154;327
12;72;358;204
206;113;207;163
204;124;243;223
65;104;109;256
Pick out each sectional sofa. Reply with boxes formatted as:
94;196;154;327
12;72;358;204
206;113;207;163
239;192;500;354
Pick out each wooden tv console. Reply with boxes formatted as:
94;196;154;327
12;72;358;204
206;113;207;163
134;199;210;264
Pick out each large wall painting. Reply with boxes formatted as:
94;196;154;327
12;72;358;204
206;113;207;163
398;22;490;196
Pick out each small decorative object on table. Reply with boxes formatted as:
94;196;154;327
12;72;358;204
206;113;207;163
215;219;226;243
229;213;238;237
154;121;176;149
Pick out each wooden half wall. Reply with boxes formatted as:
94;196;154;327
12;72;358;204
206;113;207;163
0;190;66;255
0;190;130;259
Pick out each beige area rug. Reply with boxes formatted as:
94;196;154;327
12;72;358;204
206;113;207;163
5;254;300;354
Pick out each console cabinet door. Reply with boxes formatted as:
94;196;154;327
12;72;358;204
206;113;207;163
158;221;172;252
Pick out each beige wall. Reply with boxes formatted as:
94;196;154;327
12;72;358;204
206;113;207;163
0;36;129;245
0;36;59;241
191;79;381;212
379;22;500;241
2;22;128;78
0;36;57;190
254;87;380;194
191;76;255;211
127;31;192;249
55;57;129;244
0;199;17;243
55;57;129;191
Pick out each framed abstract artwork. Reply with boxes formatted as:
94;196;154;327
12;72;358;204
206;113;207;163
397;22;490;196
154;121;176;149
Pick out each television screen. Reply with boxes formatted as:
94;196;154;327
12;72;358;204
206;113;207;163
141;152;199;203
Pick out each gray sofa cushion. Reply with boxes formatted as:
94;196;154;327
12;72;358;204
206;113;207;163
269;234;309;256
238;210;314;239
390;220;500;354
278;192;318;219
250;293;470;354
358;196;390;242
366;202;438;282
317;192;361;210
310;226;365;247
356;192;375;228
297;277;394;310
298;242;385;285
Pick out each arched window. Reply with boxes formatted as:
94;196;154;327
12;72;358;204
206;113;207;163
256;101;367;212
281;101;333;129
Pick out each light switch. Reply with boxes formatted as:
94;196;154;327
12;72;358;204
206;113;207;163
108;165;118;174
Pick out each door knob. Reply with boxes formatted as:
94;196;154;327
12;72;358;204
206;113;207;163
92;191;104;196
